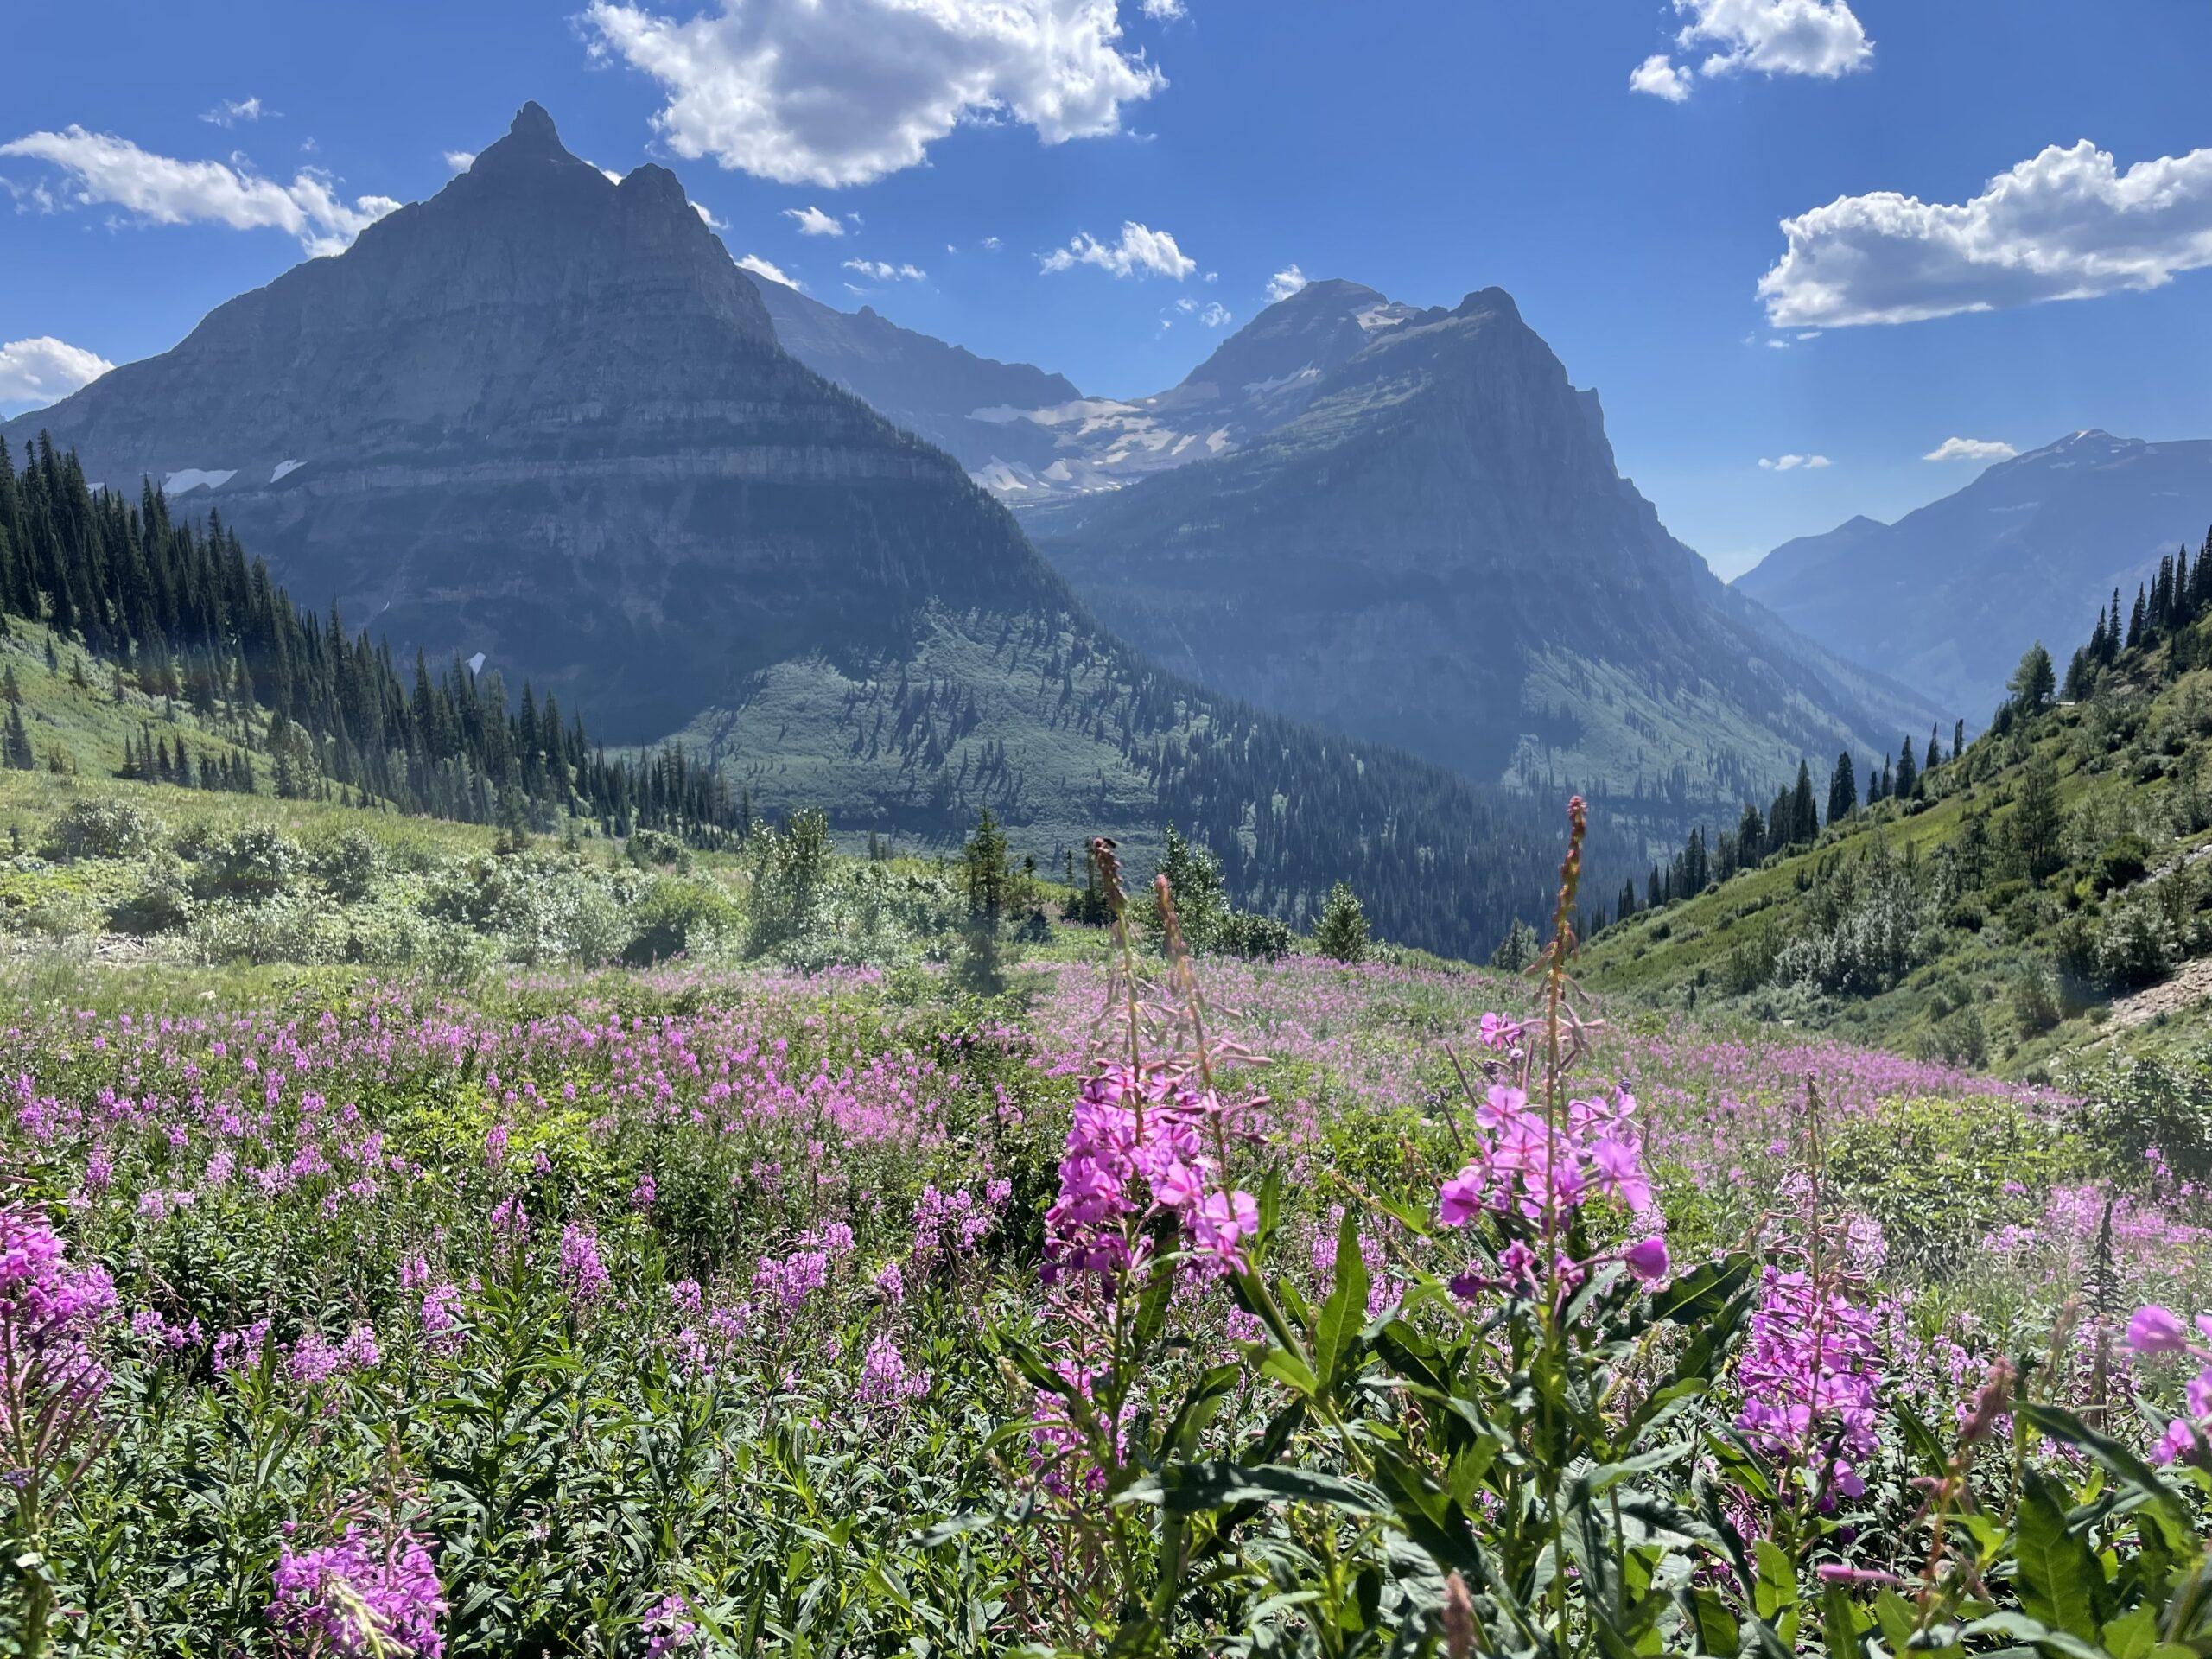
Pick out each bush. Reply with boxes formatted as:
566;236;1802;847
192;823;303;902
108;854;195;935
2007;966;2064;1035
41;798;159;861
2063;1046;2212;1188
1488;919;1541;973
1217;910;1294;961
625;877;739;964
313;829;386;902
2094;898;2172;991
2091;832;2151;893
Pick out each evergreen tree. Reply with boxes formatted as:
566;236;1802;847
1147;823;1226;954
1827;751;1857;824
1953;718;1965;760
2007;642;2056;717
1790;760;1818;842
1924;728;1941;772
1314;881;1369;963
956;807;1014;994
1894;733;1917;798
2127;586;2148;648
2010;760;2065;881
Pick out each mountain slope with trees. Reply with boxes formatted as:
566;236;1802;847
1582;537;2212;1071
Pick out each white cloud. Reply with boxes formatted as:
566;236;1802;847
843;257;926;282
1758;140;2212;329
0;126;398;257
1765;337;1790;349
1175;296;1230;327
582;0;1167;189
0;335;114;408
735;251;800;288
692;200;726;229
1923;436;2018;462
1758;453;1831;471
1264;264;1306;303
200;97;264;128
783;203;844;236
596;165;625;185
1675;0;1870;80
982;234;1001;250
1632;1;1869;103
1141;0;1185;16
1039;221;1194;280
444;149;477;172
1629;54;1691;101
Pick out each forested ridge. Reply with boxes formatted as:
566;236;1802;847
0;435;744;839
1;434;1630;957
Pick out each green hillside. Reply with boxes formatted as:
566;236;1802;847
1580;575;2212;1075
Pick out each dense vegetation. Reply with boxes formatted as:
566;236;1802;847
1583;531;2212;1077
1;785;2208;1656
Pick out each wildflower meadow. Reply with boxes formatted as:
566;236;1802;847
2;814;2210;1656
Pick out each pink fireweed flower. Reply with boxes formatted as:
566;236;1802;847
559;1223;610;1304
270;1522;446;1657
1624;1236;1671;1284
856;1333;930;1408
419;1286;464;1356
2126;1306;2190;1355
640;1592;701;1656
1735;1267;1883;1498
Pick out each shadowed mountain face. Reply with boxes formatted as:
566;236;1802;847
0;104;1621;957
0;103;1067;741
1020;286;1933;804
1737;430;2212;717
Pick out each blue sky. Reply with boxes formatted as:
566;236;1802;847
6;1;2212;577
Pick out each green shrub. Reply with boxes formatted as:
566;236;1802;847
625;877;739;964
108;854;195;936
2063;1046;2212;1187
41;798;159;861
193;823;304;902
1217;910;1294;961
312;828;386;902
2091;832;2151;893
1313;881;1368;963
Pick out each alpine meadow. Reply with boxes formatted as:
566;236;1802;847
4;6;2212;1657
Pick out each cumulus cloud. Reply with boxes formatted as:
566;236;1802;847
843;257;925;282
1758;453;1831;471
1631;0;1868;102
1629;54;1691;101
982;234;1001;250
200;97;264;128
1141;0;1185;16
0;125;398;257
734;251;799;288
1039;221;1194;280
0;335;114;409
692;200;726;229
1924;436;2018;462
1758;140;2212;329
783;204;844;236
582;0;1167;188
1264;264;1307;302
444;149;477;172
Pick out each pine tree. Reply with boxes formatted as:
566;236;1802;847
2007;642;2056;716
1827;751;1857;824
1314;881;1369;963
1953;719;1965;760
1894;733;1917;798
956;807;1014;994
1790;760;1818;841
2128;585;2147;648
2011;759;2065;880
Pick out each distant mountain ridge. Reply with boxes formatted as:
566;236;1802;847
1737;430;2212;717
0;102;1611;958
1018;283;1935;806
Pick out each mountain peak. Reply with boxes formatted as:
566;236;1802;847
509;101;563;148
1458;285;1522;325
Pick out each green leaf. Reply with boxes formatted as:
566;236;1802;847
2101;1605;2160;1659
1312;1208;1370;1396
1116;1460;1391;1518
1893;1401;1951;1480
2016;1402;2192;1544
1650;1253;1755;1325
1871;1589;1920;1657
1160;1363;1240;1458
2013;1472;2107;1643
1823;1584;1866;1659
1753;1541;1798;1621
1676;1586;1739;1656
1133;1255;1178;1352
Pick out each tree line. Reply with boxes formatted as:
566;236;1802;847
0;436;747;842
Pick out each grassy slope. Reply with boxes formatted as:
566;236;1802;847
1579;642;2212;1074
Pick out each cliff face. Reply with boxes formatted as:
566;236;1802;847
1;103;1065;739
1027;285;1933;802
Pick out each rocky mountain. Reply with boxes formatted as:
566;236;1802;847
0;103;1606;957
1735;430;2212;718
1021;285;1936;806
753;277;1079;477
